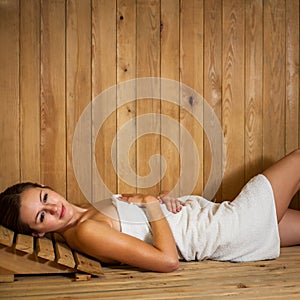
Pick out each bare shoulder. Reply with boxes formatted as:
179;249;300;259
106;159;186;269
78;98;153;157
66;219;119;263
70;219;109;245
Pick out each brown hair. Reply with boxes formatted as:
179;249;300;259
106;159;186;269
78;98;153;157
0;182;44;235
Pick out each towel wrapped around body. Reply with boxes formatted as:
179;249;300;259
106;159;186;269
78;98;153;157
111;174;280;262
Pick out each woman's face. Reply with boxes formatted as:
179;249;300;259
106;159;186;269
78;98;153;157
19;187;75;236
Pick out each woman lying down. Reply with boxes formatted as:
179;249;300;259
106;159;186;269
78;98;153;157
1;150;300;273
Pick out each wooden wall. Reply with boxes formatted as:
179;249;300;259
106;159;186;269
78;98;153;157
0;0;299;206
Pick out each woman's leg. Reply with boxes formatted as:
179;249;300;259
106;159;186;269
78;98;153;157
263;149;300;247
278;209;300;246
263;149;300;222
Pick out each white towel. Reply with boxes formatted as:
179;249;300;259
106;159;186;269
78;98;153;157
112;174;280;262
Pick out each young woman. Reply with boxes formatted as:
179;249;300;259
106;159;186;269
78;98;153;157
1;149;300;273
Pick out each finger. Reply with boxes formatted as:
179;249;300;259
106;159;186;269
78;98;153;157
164;200;174;213
175;200;183;212
170;199;179;213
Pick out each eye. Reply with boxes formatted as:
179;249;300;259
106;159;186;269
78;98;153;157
40;211;45;223
43;193;48;203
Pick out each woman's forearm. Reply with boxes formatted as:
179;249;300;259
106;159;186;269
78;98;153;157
144;197;179;266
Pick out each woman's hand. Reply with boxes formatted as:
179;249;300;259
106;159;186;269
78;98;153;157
158;191;186;214
119;192;186;214
118;194;158;206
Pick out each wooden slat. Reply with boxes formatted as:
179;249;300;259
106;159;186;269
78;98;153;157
92;0;117;200
222;0;245;199
245;0;263;181
263;0;286;167
136;0;161;196
116;0;137;194
73;251;104;277
36;237;55;261
20;0;41;183
160;0;180;197
0;274;14;283
40;0;66;196
15;234;34;254
0;0;20;191
203;0;222;201
54;241;76;269
0;225;14;247
179;0;204;196
66;0;92;206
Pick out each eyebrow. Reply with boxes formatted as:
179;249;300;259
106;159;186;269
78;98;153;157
34;190;43;224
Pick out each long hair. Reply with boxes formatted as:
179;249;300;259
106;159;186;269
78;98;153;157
0;182;44;235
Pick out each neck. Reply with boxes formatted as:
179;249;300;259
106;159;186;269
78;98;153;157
58;203;89;235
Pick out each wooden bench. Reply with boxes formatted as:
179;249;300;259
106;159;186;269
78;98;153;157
0;225;104;282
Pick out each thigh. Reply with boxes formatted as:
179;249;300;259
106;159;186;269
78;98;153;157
263;149;300;222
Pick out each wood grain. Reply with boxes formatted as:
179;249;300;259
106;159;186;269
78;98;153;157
136;0;161;195
66;0;92;205
160;0;180;196
0;0;20;191
20;0;41;183
1;246;300;299
263;0;286;168
245;0;263;181
15;234;34;254
0;0;299;207
92;0;117;199
117;0;137;194
203;0;222;201
180;0;204;196
40;0;66;195
222;0;245;200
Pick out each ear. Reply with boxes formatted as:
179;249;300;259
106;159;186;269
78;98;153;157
32;232;45;238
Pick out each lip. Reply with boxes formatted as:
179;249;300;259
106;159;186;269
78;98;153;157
60;205;66;219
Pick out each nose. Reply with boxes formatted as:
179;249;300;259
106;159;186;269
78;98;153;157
44;204;58;215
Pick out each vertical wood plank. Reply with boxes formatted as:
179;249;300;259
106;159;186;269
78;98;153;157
66;0;91;205
222;0;245;199
286;0;299;209
263;0;286;167
285;0;299;154
160;0;180;196
0;0;20;191
20;0;41;183
136;0;161;195
180;0;204;196
117;0;137;194
92;0;117;199
203;0;222;201
245;0;263;181
41;0;66;195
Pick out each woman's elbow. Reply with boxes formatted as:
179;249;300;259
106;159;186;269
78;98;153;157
160;257;180;273
169;259;180;272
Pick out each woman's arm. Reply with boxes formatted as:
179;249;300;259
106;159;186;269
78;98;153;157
70;195;179;272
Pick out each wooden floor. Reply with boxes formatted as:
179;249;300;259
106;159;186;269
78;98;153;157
1;246;300;299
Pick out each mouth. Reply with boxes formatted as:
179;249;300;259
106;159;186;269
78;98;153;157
60;205;66;219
